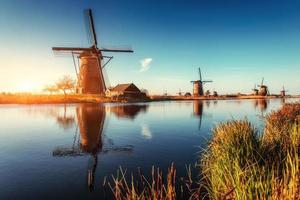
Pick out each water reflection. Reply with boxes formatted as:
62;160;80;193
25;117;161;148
51;104;152;191
141;123;152;139
108;104;148;119
193;101;204;130
254;99;269;116
56;105;75;129
77;104;106;191
77;104;105;154
23;105;75;129
3;99;300;199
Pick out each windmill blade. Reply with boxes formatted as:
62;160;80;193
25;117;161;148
261;77;264;85
99;48;133;53
52;47;92;52
88;9;98;47
203;80;213;83
198;67;202;81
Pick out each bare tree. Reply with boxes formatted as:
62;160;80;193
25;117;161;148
56;75;76;96
43;84;58;95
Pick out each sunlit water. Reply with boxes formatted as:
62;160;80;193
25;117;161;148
0;98;299;199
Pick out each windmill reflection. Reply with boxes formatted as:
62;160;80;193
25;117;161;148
77;104;105;191
281;97;286;105
77;104;105;154
193;101;204;130
254;99;269;116
52;104;138;192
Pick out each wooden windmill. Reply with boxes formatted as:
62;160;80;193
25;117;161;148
252;84;259;95
257;78;269;96
52;9;133;95
281;85;288;97
190;67;212;96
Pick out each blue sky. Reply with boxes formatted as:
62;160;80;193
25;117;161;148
0;0;299;94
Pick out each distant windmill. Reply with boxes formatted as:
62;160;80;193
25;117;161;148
190;67;212;96
257;78;269;96
52;9;133;95
281;85;288;97
177;89;182;96
252;84;259;95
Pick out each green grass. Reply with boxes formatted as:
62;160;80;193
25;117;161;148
200;103;300;200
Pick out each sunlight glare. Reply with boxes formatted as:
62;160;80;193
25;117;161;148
18;81;35;92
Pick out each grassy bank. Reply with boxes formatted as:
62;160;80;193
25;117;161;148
106;103;300;199
201;102;300;199
0;93;298;104
0;94;150;104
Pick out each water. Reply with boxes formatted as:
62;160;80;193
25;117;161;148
0;98;298;199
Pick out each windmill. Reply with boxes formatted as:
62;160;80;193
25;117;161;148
280;85;288;97
257;78;269;96
190;67;212;96
177;89;182;96
252;84;259;95
52;9;133;95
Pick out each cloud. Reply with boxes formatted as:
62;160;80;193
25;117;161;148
139;58;152;72
141;123;152;139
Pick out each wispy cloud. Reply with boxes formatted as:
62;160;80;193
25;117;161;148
141;123;152;139
139;58;152;72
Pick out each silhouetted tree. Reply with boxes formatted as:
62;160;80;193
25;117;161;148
43;84;58;95
56;75;76;96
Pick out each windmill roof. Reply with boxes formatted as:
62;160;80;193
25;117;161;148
110;83;140;92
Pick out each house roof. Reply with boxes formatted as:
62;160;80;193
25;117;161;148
110;83;140;92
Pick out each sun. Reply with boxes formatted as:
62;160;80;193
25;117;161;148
18;81;35;92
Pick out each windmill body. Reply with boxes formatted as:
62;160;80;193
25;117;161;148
192;80;204;96
52;9;133;95
253;89;259;95
252;84;259;95
280;90;286;97
76;51;105;94
259;86;268;96
191;68;212;96
257;78;269;96
280;85;287;97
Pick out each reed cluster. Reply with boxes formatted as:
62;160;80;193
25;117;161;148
200;103;300;199
107;164;176;200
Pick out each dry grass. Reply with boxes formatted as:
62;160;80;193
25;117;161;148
107;164;176;200
0;93;114;104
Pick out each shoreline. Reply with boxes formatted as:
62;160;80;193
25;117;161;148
0;94;299;104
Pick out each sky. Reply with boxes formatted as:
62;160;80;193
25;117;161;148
0;0;300;95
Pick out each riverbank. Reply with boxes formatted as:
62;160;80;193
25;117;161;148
0;94;150;104
150;94;298;101
106;102;300;199
0;93;298;104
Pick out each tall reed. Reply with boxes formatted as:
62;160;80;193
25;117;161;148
200;103;300;200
